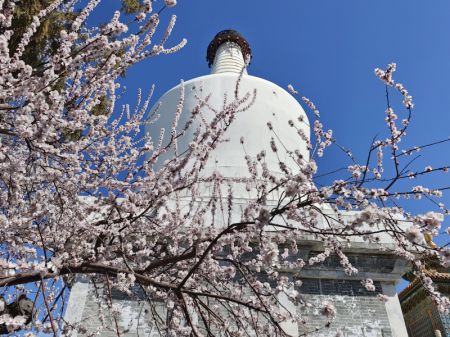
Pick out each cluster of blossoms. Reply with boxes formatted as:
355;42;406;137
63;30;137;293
288;92;332;158
302;96;320;117
0;314;27;334
375;62;414;109
361;278;376;292
287;84;298;94
374;63;397;86
164;0;177;7
320;301;336;321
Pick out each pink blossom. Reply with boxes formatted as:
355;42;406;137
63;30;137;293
165;0;177;7
405;226;425;244
287;84;298;94
377;294;389;302
320;301;336;319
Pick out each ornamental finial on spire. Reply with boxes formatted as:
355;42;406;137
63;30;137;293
206;29;252;68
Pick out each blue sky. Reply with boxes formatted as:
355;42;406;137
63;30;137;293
93;1;450;286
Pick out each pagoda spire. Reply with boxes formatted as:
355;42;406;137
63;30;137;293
206;30;252;74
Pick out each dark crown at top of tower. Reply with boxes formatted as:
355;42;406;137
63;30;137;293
206;29;252;68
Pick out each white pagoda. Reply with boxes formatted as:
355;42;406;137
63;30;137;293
64;30;410;337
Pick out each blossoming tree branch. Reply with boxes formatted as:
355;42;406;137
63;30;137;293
0;0;448;336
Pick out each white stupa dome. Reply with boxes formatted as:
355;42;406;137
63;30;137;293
147;30;310;182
